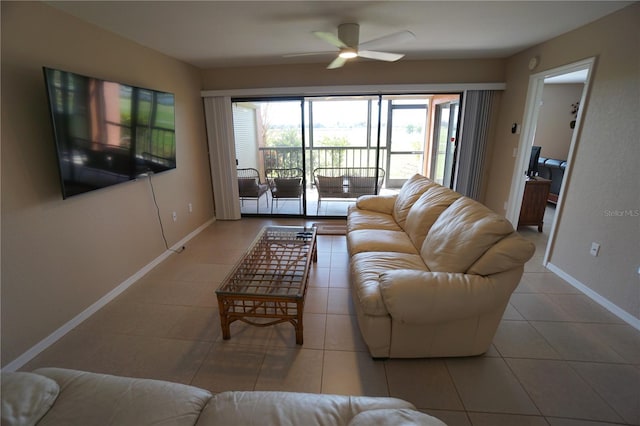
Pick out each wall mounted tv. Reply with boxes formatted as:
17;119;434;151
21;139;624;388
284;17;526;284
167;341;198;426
43;67;176;199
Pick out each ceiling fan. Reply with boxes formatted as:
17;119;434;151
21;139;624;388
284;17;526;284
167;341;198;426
287;23;415;69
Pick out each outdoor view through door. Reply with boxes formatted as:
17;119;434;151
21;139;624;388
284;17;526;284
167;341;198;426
232;94;460;217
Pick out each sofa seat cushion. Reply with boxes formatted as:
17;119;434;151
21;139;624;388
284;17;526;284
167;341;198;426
1;372;59;426
351;252;429;316
421;197;516;273
404;185;462;250
348;229;417;255
197;391;419;426
347;208;401;233
34;368;212;426
378;270;513;324
392;174;437;230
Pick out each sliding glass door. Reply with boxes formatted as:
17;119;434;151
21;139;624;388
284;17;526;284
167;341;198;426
431;100;460;187
306;96;381;216
383;97;429;188
233;99;305;215
231;93;460;218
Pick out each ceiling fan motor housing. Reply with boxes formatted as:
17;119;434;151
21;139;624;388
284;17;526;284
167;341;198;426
338;23;360;48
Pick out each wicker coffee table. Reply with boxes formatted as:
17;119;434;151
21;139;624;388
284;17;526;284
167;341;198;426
215;225;317;344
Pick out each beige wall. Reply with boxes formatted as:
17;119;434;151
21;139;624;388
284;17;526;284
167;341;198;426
201;58;505;90
484;3;640;320
535;84;584;160
1;2;214;366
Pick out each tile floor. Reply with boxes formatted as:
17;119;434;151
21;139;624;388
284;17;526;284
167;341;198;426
22;209;640;426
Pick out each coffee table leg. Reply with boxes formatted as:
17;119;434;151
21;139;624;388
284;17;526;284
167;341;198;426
294;322;303;345
220;315;231;340
217;297;231;340
295;301;304;345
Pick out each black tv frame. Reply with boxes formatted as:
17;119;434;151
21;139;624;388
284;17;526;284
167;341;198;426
43;67;176;199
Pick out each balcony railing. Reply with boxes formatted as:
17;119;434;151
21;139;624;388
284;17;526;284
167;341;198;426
260;146;388;186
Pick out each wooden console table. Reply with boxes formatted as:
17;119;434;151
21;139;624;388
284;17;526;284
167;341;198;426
518;177;551;232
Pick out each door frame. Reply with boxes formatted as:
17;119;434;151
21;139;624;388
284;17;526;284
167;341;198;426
505;57;596;263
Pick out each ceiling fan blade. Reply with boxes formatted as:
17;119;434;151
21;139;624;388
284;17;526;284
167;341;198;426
358;30;415;51
313;31;348;49
283;51;335;58
327;56;347;69
358;50;405;62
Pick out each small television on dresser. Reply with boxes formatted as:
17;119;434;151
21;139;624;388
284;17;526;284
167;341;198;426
43;67;176;199
527;145;541;178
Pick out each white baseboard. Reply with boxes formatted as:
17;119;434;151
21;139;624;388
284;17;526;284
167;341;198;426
546;262;640;331
2;219;215;372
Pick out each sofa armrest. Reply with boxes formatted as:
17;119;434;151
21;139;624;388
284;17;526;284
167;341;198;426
355;194;397;214
1;372;59;426
378;270;509;324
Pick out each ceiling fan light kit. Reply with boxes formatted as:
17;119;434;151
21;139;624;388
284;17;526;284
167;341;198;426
339;48;358;59
304;22;415;69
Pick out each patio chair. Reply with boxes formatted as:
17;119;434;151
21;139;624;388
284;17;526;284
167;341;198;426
237;168;269;213
266;168;304;214
313;167;384;213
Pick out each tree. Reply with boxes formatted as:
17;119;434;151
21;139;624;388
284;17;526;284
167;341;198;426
267;128;301;147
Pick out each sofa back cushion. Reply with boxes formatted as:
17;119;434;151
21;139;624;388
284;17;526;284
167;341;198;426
421;197;516;273
392;174;437;230
404;185;462;250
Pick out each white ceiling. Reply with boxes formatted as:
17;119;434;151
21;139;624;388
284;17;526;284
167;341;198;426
48;1;631;69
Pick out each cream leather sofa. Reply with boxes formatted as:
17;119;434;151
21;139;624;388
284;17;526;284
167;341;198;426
347;174;535;358
1;367;446;426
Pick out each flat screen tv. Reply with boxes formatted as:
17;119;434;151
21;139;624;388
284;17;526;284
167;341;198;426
43;67;176;198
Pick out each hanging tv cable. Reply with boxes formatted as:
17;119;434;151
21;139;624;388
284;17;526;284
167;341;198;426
146;173;185;254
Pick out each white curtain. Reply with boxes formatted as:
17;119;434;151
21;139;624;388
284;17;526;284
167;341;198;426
203;96;241;220
454;90;497;200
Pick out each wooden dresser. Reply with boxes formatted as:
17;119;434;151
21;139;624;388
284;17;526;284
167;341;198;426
518;177;551;232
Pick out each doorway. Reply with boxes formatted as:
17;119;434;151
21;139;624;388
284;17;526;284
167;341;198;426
506;57;595;263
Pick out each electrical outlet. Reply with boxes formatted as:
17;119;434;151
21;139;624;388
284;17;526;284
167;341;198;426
590;242;600;257
188;203;193;213
172;211;177;222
